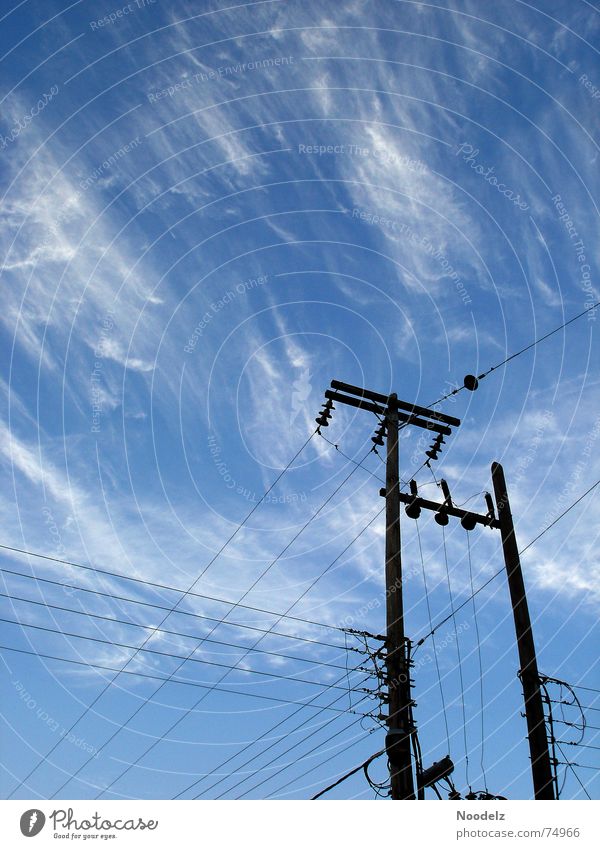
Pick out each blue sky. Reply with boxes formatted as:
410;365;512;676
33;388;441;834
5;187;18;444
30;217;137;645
0;0;599;801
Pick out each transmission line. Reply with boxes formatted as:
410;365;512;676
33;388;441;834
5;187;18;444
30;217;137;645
0;569;349;653
0;643;371;716
428;300;600;406
0;591;351;672
0;615;367;695
7;430;316;799
84;452;376;800
0;542;343;634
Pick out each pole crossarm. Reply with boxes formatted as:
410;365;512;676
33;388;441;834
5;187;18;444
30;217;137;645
325;390;454;435
393;490;500;530
330;380;461;427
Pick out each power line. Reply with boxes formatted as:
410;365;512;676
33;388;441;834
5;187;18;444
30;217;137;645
172;499;384;801
7;430;316;799
554;719;600;733
0;542;343;635
467;531;487;788
311;749;386;799
86;454;376;801
95;470;382;798
175;667;372;799
265;724;374;800
566;684;600;695
0;615;367;694
428;300;600;406
518;477;600;555
415;476;600;651
0;591;351;672
440;523;469;788
415;520;450;752
0;643;371;716
0;569;348;653
234;711;370;799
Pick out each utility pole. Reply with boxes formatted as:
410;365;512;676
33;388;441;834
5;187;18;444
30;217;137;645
384;395;415;800
394;459;555;800
316;380;460;799
491;462;555;800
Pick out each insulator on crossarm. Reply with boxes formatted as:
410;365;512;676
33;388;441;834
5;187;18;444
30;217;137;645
405;479;421;520
435;478;452;525
440;479;452;505
484;492;496;522
426;434;445;461
315;402;333;428
371;423;386;447
434;508;449;526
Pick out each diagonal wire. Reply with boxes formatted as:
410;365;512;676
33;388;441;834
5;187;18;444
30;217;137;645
466;531;487;789
441;524;470;789
0;591;352;671
415;519;450;752
0;571;348;652
8;430;317;799
90;450;378;800
173;499;384;800
0;542;349;634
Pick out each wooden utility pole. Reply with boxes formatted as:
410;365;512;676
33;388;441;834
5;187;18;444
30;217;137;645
317;380;460;799
385;396;415;800
491;462;555;800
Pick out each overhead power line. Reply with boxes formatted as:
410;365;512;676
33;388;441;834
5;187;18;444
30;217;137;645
0;615;366;695
92;464;381;801
0;569;349;653
0;541;343;635
0;591;351;672
7;430;317;799
429;300;600;406
0;643;370;716
415;475;600;651
232;709;368;800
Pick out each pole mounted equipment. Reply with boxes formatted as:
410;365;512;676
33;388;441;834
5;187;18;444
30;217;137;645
321;379;461;800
